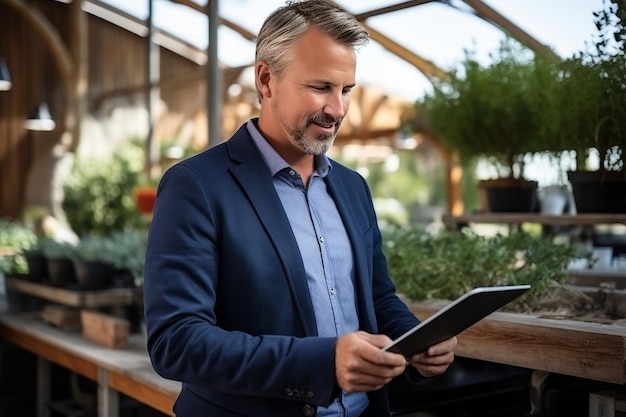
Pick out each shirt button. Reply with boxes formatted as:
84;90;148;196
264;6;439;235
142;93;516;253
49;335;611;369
289;170;296;176
318;236;324;243
329;288;336;296
303;404;315;417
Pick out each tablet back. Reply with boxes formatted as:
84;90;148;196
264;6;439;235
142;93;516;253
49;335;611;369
384;284;531;357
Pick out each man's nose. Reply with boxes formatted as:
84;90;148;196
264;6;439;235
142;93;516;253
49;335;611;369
323;92;349;119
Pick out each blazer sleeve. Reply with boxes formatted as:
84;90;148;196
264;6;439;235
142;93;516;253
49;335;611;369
143;161;339;407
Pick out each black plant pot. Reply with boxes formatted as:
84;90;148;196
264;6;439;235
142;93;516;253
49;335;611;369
479;179;538;213
73;260;114;291
568;170;626;213
47;257;76;287
24;253;47;281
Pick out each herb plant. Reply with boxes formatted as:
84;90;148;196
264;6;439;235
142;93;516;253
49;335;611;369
382;226;585;309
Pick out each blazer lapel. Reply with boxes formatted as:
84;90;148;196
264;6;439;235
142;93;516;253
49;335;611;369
226;130;318;336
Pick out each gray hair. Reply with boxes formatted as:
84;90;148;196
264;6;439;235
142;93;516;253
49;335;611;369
255;0;370;101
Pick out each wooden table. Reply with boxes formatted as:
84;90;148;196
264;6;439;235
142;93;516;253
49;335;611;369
2;302;626;416
410;301;626;385
0;312;179;417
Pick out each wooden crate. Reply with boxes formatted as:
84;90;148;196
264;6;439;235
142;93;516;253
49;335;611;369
80;309;130;348
590;388;626;417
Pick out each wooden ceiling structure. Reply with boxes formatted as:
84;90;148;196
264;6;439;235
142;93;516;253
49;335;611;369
0;0;558;220
170;0;560;81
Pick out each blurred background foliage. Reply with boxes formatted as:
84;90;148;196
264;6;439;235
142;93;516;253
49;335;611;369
62;139;145;236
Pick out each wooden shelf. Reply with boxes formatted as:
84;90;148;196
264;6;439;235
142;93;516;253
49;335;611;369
443;213;626;231
5;278;139;308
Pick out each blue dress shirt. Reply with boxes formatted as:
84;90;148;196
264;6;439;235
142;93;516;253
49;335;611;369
247;120;369;416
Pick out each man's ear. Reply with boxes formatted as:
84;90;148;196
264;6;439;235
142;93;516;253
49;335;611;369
256;62;273;99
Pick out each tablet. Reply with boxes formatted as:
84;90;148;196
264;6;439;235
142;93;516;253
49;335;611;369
383;284;531;357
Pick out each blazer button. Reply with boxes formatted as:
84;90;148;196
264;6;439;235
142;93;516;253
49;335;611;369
303;404;315;417
305;391;314;399
285;388;293;397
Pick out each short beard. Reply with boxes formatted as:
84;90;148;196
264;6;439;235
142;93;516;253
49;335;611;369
291;114;341;156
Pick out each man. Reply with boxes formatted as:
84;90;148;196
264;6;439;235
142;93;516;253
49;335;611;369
143;1;456;416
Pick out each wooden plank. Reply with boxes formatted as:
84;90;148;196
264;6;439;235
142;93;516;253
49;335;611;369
409;303;626;384
5;277;137;307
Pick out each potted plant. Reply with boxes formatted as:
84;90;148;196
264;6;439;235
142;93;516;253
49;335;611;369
39;239;77;287
22;239;49;281
62;143;143;236
132;174;160;217
71;234;117;291
106;229;146;288
412;38;562;212
381;225;590;311
71;229;146;290
556;0;626;213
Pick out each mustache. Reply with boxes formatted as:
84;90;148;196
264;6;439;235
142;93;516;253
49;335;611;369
308;114;342;126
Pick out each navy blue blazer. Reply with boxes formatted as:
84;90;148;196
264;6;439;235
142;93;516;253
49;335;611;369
143;123;421;417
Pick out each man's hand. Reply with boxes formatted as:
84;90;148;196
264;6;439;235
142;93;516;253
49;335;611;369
408;336;457;377
335;331;407;392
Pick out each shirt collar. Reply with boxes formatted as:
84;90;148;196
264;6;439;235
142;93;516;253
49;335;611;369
246;119;332;178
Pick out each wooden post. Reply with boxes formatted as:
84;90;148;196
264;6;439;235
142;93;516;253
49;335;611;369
98;368;119;417
37;356;51;417
206;0;222;147
146;0;161;178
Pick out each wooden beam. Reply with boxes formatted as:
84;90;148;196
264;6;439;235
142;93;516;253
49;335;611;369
464;0;561;62
353;0;436;20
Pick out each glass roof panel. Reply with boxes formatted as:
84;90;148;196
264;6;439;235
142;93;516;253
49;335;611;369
485;0;600;58
99;0;606;101
154;0;208;45
364;2;505;68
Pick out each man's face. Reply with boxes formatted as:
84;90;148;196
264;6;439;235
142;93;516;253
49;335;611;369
258;27;357;156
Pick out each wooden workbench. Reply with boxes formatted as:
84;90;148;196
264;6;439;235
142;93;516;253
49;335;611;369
410;301;626;385
0;312;179;417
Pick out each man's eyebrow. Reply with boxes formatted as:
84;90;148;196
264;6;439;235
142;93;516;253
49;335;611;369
307;79;357;88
